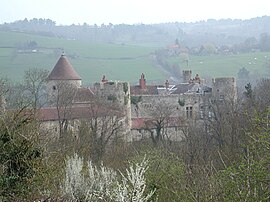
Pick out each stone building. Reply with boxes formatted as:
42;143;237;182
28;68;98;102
39;54;130;141
38;54;237;143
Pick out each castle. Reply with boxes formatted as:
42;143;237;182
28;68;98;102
39;54;237;142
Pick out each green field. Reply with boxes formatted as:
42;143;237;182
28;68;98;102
0;31;163;84
169;52;270;79
1;30;270;85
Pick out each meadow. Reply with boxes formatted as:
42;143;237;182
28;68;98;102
0;31;163;84
169;52;270;79
1;30;270;85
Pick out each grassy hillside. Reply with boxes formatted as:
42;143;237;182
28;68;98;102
169;52;270;79
0;31;164;84
1;30;270;85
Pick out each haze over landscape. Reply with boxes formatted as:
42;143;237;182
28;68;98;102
1;1;270;201
1;0;270;25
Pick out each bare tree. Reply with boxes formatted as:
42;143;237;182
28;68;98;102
145;99;175;145
254;78;270;112
23;68;49;110
51;81;77;137
78;96;124;163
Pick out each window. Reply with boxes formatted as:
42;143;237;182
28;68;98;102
219;94;224;101
199;105;204;119
52;86;56;90
186;106;193;118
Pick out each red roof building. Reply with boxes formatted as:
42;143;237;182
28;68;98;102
47;54;81;81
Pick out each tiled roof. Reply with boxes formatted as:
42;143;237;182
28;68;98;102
73;87;95;103
48;54;81;80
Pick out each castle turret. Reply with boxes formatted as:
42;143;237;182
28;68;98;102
183;70;192;83
212;77;237;102
47;54;82;105
47;54;82;87
94;81;131;138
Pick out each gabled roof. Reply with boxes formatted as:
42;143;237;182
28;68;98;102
48;54;81;80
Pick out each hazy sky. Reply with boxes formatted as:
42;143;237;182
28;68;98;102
1;0;269;25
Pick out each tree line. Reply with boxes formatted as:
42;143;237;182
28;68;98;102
1;16;270;48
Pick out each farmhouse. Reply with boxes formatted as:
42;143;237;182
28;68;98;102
38;54;237;142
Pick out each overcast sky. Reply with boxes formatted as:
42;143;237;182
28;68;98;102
1;0;269;25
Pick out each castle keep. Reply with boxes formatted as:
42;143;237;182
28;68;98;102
40;54;237;142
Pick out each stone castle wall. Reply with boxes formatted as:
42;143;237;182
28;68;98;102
212;77;237;101
131;93;211;120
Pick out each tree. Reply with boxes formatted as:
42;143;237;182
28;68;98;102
259;33;270;51
63;154;155;201
145;99;175;145
237;67;249;80
23;68;49;111
53;81;77;137
216;110;270;201
0;109;43;200
254;78;270;112
78;96;124;163
244;82;253;99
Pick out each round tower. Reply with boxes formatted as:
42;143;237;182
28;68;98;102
47;54;82;105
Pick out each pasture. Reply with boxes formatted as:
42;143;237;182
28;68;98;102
0;31;163;84
0;30;270;85
169;52;270;79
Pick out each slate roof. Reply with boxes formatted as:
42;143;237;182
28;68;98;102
48;54;81;80
172;83;212;94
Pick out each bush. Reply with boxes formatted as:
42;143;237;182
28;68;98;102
63;154;155;201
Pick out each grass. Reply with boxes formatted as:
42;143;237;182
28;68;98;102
169;52;270;79
1;30;270;84
0;31;163;83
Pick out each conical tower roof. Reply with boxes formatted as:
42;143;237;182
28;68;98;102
48;54;81;80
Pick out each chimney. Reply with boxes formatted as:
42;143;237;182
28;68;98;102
183;70;192;83
139;73;146;89
165;80;169;89
101;75;108;83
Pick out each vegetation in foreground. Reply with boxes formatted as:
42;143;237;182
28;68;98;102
0;70;270;201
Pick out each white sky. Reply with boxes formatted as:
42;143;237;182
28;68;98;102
1;0;269;25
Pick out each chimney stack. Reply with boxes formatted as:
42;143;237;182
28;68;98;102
139;73;146;89
183;70;192;83
165;80;169;89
